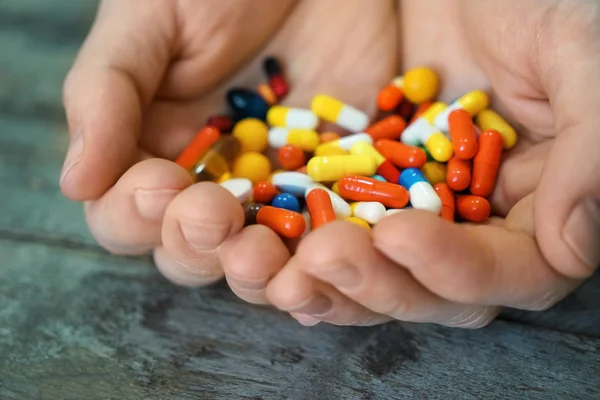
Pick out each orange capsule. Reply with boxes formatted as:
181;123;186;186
470;130;503;197
338;175;409;209
433;183;455;222
319;132;341;143
257;83;277;105
456;195;490;223
448;109;478;160
374;139;427;169
256;206;306;239
409;101;434;124
365;115;407;140
175;126;221;171
306;188;337;229
377;83;403;111
253;181;278;203
278;144;306;170
446;157;472;192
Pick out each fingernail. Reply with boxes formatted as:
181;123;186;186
289;293;332;316
308;262;362;289
179;220;233;251
134;188;179;222
227;276;268;291
563;198;600;270
60;130;84;185
290;313;321;327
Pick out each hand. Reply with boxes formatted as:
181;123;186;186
60;0;396;300
265;0;600;327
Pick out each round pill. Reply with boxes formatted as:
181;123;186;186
401;67;439;104
271;171;314;196
253;181;278;203
232;118;269;152
233;152;272;183
278;144;306;170
271;193;301;212
220;178;253;203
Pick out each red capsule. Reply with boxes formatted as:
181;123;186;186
396;97;415;121
365;115;407;141
175;126;221;171
206;115;233;132
448;109;478;160
446;157;472;192
270;75;289;98
376;159;401;183
434;183;455;222
456;195;490;223
256;206;306;239
470;130;503;197
338;175;409;209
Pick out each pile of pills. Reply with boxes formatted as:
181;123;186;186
175;57;517;239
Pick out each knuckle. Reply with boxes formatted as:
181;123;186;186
382;297;413;320
444;307;500;329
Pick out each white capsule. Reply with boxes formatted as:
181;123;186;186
408;182;442;213
385;208;409;217
305;183;352;219
267;127;320;151
352;202;387;225
400;118;428;146
271;172;314;196
219;178;252;203
311;94;369;132
267;106;319;129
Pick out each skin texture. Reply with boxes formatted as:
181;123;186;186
61;0;600;328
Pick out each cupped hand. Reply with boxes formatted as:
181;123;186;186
265;0;600;327
60;0;396;299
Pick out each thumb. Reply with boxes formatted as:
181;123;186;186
60;0;173;201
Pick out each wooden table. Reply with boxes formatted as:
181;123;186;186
1;2;599;399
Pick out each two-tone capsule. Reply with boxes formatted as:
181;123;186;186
268;127;320;152
399;168;442;213
434;90;489;132
311;94;369;132
307;155;377;182
267;106;319;129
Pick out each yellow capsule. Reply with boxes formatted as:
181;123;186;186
307;155;377;182
475;109;518;149
267;106;319;129
421;161;447;185
345;216;371;230
422;102;448;124
317;147;349;157
233;152;272;183
314;133;372;157
232;118;268;152
217;172;233;183
331;181;340;194
395;67;440;104
311;94;369;132
434;90;489;132
349;142;386;167
268;127;320;152
194;136;241;182
424;133;454;163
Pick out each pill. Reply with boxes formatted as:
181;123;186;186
271;193;301;212
233;151;271;183
351;202;387;224
206;115;233;132
420;161;446;185
305;183;351;219
256;206;306;239
446;157;472;192
349;142;402;183
267;106;319;129
338;175;409;209
345;216;371;230
433;183;455;222
377;83;403;111
296;165;308;174
319;132;341;143
409;101;434;124
456;195;490;223
244;203;264;226
475;109;518;149
420;125;454;163
232;118;269;152
448;109;478;159
307;155;377;182
268;127;320;152
175;126;221;171
306;188;337;229
220;178;253;203
470;130;503;197
257;83;277;105
385;208;409;217
311;94;369;132
217;172;232;183
396;97;416;121
401;101;447;146
271;171;314;196
263;56;289;99
434;90;489;132
394;67;439;104
374;139;427;169
227;88;270;120
365;115;407;140
253;181;278;203
371;175;387;182
277;144;306;171
399;168;442;213
193;135;241;182
315;133;373;156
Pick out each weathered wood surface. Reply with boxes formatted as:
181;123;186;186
1;1;600;399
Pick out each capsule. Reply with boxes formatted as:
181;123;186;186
456;195;490;223
271;171;314;196
377;83;403;111
306;188;337;229
319;132;341;143
433;183;455;222
409;101;434;124
263;57;289;99
338;175;409;209
193;135;241;182
314;133;373;156
351;202;387;224
268;127;320;152
420;125;454;163
232;118;269;152
365;115;407;140
374;139;427;169
448;109;478;159
401;101;447;146
475;109;518;149
446;157;472;192
305;183;351;219
349;141;401;184
277;144;306;171
256;206;306;239
267;106;319;130
253;181;278;203
399;168;442;213
396;97;416;121
394;67;440;104
307;155;377;182
176;126;221;171
434;90;489;132
470;130;503;197
271;193;301;213
345;217;371;230
226;88;270;121
311;94;369;132
257;83;277;105
420;161;446;185
206;115;233;132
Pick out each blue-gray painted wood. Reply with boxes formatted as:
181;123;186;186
1;1;599;399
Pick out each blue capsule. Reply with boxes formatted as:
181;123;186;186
271;193;301;213
399;168;441;213
399;168;426;189
226;88;270;121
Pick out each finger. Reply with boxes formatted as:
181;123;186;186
374;208;580;311
61;0;175;200
84;158;192;255
295;221;498;328
157;182;244;287
265;257;390;327
219;225;291;305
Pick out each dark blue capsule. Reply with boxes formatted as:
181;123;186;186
226;88;270;121
271;193;301;213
